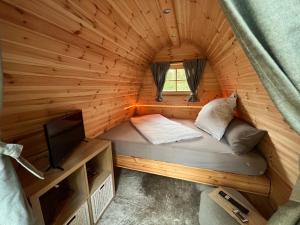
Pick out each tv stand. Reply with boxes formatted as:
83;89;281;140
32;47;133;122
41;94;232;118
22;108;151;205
45;166;64;172
19;139;114;225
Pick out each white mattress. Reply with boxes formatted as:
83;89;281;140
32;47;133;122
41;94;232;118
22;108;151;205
99;119;267;176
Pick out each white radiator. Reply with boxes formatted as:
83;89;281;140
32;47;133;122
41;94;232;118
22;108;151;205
64;202;90;225
90;174;114;223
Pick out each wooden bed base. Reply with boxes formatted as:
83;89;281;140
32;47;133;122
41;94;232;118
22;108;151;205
114;154;270;196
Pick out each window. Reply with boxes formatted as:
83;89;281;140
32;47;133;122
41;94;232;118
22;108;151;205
163;63;190;92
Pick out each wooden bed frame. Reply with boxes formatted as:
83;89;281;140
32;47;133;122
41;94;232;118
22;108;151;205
114;154;270;196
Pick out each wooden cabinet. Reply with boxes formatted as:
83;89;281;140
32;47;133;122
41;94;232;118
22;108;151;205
90;175;114;223
63;202;90;225
20;139;114;225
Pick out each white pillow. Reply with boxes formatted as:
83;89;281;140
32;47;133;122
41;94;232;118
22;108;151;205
195;94;237;140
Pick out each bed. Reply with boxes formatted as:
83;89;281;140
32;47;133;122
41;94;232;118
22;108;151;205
99;118;270;196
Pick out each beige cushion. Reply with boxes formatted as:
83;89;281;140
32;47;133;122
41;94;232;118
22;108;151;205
195;95;237;140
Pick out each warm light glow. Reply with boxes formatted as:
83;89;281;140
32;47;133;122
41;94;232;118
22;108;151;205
124;104;203;110
124;105;136;110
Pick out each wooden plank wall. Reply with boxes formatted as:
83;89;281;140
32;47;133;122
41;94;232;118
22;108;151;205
0;0;299;212
0;0;150;162
206;7;300;208
137;42;223;119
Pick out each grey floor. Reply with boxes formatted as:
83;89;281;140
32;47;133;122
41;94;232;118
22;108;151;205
98;169;210;225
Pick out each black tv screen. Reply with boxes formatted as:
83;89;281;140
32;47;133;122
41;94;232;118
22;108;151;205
43;111;85;168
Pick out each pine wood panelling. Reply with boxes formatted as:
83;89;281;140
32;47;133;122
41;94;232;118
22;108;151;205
3;0;153;65
158;0;180;46
0;0;227;162
174;0;223;50
107;0;171;50
0;0;299;213
154;42;203;62
0;1;145;161
137;43;222;119
206;6;300;208
135;105;202;120
114;154;270;196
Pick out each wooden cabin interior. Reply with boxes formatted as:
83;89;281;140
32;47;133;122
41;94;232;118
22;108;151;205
0;0;299;225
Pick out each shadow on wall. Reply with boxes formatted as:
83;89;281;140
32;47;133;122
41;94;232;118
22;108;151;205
238;96;293;208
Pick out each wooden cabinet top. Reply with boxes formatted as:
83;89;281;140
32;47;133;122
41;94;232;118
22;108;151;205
19;139;111;198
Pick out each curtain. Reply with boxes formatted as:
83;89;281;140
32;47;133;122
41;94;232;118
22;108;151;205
267;201;300;225
220;0;300;134
0;142;37;225
151;62;170;102
183;59;206;102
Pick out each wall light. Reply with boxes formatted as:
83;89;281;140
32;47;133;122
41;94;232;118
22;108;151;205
163;8;172;14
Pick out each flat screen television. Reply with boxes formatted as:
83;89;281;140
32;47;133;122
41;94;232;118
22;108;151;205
43;111;85;169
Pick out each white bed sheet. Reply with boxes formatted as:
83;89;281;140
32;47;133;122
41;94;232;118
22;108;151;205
130;114;202;144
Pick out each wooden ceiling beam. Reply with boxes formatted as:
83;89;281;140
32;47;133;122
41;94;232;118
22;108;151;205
158;0;180;46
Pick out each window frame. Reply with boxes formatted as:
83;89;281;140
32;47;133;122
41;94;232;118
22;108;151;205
163;63;190;94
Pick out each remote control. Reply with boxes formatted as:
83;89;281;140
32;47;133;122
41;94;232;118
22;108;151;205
218;191;249;215
233;209;249;223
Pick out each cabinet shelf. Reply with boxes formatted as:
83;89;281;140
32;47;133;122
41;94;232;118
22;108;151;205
21;139;114;225
88;170;111;194
39;166;88;225
53;193;87;225
86;147;113;195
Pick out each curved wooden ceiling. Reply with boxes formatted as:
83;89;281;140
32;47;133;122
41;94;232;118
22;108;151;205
106;0;222;60
22;0;221;64
5;0;223;64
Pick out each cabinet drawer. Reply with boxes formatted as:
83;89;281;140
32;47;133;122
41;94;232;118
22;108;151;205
90;174;113;223
64;202;90;225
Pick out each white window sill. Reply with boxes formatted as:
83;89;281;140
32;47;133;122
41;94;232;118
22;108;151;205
163;91;191;96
